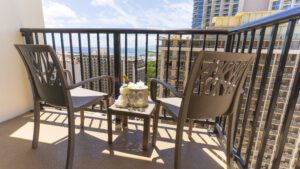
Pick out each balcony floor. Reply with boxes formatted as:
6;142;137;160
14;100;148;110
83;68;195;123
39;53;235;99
0;107;226;169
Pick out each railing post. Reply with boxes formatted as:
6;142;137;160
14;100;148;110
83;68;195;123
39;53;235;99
114;33;122;98
23;31;34;44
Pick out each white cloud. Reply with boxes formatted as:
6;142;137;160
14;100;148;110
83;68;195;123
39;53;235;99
43;0;87;27
91;0;192;29
91;0;115;6
91;0;139;28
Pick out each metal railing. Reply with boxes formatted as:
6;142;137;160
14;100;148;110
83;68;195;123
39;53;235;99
20;6;300;169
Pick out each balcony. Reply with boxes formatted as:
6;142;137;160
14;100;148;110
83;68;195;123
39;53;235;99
2;2;300;169
0;107;226;169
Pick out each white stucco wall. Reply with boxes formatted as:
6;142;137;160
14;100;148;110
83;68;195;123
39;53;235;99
239;0;270;12
0;0;44;122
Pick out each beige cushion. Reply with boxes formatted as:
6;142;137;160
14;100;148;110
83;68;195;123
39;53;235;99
71;87;107;109
158;97;182;120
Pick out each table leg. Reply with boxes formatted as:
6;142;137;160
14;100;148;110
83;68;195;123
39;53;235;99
107;110;113;145
143;116;150;151
122;116;128;129
152;104;159;146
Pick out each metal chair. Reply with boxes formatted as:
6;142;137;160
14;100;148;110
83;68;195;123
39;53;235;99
151;51;255;169
15;44;113;169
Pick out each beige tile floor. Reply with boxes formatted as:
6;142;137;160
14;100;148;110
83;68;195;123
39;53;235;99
0;107;226;169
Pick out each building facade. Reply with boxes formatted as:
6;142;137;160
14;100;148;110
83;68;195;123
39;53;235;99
62;51;145;94
192;0;270;29
269;0;300;10
192;0;204;29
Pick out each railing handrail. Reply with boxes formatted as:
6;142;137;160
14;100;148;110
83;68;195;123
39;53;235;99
20;28;228;34
229;6;300;32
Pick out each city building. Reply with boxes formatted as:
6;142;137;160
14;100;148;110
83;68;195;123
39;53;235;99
269;0;300;10
61;50;146;93
210;10;300;169
161;9;300;168
192;0;204;29
192;0;270;29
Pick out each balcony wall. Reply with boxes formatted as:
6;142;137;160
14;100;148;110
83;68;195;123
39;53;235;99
0;0;44;122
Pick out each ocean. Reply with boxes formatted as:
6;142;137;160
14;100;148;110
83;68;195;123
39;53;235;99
55;46;157;58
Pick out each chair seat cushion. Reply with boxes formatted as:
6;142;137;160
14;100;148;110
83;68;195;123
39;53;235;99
71;87;108;110
158;97;182;120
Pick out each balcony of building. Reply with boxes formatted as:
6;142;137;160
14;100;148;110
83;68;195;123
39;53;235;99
1;1;300;169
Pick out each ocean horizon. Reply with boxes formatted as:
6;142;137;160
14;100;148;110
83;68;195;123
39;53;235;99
55;46;157;57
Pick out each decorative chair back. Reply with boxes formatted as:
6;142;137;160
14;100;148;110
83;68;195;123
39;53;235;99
181;51;255;119
15;45;69;107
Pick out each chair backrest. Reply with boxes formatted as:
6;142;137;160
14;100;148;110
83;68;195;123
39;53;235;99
15;44;69;107
181;51;255;119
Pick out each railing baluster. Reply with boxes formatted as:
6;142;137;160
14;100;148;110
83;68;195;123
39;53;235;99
235;33;241;53
43;32;47;45
60;33;66;69
165;33;171;97
252;24;279;168
214;34;219;51
202;34;206;51
106;33;110;76
225;34;233;52
145;34;149;83
125;33;128;75
243;27;266;166
78;33;84;83
97;33;102;91
135;33;138;82
189;34;194;73
87;33;93;89
155;33;159;78
248;29;256;53
114;33;122;98
241;31;248;53
51;32;56;51
176;34;182;91
34;32;39;45
230;34;235;52
69;33;75;84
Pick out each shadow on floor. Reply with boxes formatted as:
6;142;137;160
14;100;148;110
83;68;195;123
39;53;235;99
0;107;226;169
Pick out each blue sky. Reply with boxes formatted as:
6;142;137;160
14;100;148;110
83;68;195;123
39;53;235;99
42;0;193;29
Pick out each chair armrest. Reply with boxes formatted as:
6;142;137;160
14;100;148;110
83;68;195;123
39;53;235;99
150;78;182;102
63;69;73;85
67;75;114;97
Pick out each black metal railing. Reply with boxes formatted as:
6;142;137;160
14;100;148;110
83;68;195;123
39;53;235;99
20;6;300;169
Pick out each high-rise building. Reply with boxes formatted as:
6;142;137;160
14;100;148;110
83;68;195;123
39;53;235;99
192;0;270;29
192;0;204;29
61;50;146;94
269;0;300;10
209;11;300;169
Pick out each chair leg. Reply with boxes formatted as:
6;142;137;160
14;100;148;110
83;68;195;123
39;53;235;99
226;114;234;169
152;103;160;146
175;118;185;169
32;99;40;149
105;98;110;110
188;119;194;139
66;110;75;169
80;110;84;129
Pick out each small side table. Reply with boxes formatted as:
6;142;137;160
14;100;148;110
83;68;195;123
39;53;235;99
107;100;156;151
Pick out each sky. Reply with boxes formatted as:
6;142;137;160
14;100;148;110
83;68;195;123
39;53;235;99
42;0;193;29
